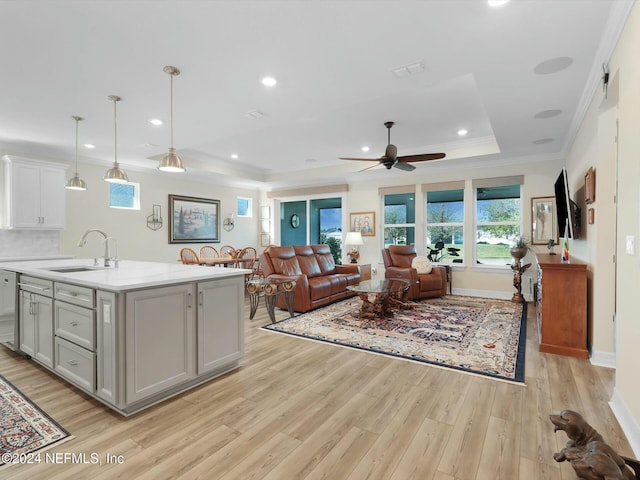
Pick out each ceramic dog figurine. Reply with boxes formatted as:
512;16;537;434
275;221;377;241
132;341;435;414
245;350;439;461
569;451;627;480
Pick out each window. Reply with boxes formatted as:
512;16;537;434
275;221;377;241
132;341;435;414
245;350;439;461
237;197;252;217
383;193;415;247
109;182;139;210
425;189;464;264
476;184;521;265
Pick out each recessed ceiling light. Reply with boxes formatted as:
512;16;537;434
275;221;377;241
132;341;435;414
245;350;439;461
245;110;265;119
361;146;370;152
533;138;555;145
231;153;238;159
305;158;317;163
83;143;95;149
457;129;468;136
149;118;163;126
488;0;510;7
534;109;563;119
261;76;277;87
534;57;573;75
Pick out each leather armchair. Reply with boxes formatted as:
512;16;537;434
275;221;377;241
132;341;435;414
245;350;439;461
382;245;447;300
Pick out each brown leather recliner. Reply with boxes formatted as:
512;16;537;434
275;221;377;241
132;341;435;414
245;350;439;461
382;245;447;300
260;244;361;313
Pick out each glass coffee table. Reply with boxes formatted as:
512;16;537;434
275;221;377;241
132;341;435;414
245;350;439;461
346;279;411;320
246;278;297;323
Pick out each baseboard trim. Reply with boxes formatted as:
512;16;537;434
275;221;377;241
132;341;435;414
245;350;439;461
452;288;512;300
590;350;616;368
610;388;640;458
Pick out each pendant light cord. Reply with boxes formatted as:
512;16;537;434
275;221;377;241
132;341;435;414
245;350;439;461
75;117;79;172
113;98;118;166
170;73;174;149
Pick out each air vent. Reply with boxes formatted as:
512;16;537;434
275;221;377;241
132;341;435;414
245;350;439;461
245;110;265;119
392;62;426;78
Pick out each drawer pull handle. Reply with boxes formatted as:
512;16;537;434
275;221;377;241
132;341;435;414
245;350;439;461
18;283;50;292
67;360;78;366
70;321;80;326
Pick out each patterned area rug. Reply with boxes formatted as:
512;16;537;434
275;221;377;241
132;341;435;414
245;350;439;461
263;295;526;383
0;374;72;467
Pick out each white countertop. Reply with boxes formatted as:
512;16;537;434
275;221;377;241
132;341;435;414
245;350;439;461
0;254;74;262
0;258;250;292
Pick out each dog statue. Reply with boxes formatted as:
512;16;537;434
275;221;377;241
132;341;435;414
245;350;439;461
550;410;638;479
550;409;604;461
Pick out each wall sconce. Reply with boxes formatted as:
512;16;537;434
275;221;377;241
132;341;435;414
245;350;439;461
223;213;234;232
146;204;163;231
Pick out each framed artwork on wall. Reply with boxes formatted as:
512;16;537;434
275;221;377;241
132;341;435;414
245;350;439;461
169;194;220;243
531;196;558;245
584;166;595;204
349;211;375;236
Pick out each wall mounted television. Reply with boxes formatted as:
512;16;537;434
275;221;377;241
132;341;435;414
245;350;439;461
554;167;581;239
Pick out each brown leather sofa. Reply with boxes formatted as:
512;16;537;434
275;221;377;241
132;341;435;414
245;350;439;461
260;244;361;313
382;245;447;300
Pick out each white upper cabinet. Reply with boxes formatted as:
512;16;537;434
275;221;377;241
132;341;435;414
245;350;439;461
2;155;67;229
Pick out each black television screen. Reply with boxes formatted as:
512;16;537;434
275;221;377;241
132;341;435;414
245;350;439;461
554;168;580;239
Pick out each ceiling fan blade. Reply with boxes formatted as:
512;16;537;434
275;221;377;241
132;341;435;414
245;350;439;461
397;153;446;163
338;157;380;161
393;162;415;172
359;162;383;172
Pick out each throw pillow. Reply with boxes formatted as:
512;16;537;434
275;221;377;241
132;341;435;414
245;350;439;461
411;256;432;274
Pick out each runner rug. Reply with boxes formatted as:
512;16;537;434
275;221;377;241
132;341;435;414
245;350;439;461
262;295;526;383
0;374;72;467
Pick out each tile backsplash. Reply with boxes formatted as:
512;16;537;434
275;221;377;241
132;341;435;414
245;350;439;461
0;230;60;258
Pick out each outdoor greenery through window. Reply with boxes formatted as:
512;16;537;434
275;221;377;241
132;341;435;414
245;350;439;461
384;193;415;247
476;184;521;265
109;182;140;210
425;189;464;264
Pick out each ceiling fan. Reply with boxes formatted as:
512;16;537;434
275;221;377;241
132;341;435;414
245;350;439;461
339;121;446;172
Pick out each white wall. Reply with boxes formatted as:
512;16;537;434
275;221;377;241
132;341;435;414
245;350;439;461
564;1;640;455
60;163;260;262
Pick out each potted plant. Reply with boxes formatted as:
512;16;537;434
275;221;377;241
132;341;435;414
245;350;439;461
510;236;529;261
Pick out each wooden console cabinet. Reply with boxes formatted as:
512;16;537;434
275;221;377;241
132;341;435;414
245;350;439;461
536;254;588;358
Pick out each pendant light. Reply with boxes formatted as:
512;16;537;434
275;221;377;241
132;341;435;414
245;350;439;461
158;65;185;172
65;116;88;190
103;95;129;183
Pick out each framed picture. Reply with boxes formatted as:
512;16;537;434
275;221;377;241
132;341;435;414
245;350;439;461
531;196;558;245
169;194;220;244
585;166;595;204
350;211;375;236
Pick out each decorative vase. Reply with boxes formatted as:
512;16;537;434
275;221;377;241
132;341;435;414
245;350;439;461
510;247;528;261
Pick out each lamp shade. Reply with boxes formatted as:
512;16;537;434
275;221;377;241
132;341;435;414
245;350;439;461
344;231;364;246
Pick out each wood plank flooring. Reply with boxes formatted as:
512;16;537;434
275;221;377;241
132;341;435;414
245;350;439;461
0;298;634;479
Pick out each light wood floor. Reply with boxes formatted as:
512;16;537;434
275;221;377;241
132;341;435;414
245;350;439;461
0;298;634;480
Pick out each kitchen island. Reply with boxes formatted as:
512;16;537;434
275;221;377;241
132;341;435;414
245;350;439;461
0;258;249;415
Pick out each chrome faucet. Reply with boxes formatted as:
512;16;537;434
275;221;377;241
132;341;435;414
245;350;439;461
77;229;114;267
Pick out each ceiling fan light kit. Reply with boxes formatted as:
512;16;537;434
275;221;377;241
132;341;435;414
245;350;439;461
158;65;185;173
339;121;446;172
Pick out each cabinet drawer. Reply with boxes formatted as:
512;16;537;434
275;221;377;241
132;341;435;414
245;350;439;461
18;275;53;297
55;282;94;308
55;301;95;351
55;337;95;392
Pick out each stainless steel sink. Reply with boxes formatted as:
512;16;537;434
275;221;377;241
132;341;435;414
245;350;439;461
46;266;104;273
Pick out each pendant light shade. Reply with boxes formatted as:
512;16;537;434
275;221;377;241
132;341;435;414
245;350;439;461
104;95;129;183
158;65;185;172
65;115;88;190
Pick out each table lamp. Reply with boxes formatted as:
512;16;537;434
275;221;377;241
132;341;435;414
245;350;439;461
344;231;364;263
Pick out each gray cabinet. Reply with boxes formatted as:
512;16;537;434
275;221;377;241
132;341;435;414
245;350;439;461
19;290;54;367
96;290;117;404
18;275;54;367
125;284;196;404
197;278;244;374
